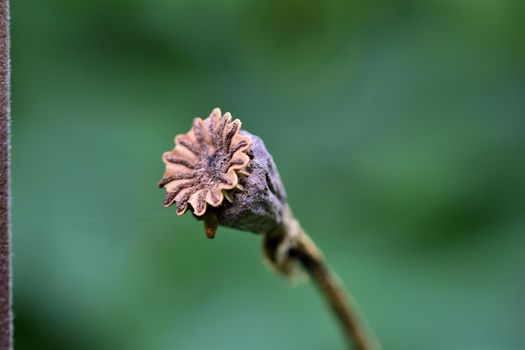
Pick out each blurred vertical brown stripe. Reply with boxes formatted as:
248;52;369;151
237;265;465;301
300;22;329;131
0;0;11;348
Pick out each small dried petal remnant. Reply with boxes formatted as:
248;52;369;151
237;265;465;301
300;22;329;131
159;108;252;218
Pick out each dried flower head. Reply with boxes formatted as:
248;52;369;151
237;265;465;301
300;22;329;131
157;109;373;349
159;108;251;219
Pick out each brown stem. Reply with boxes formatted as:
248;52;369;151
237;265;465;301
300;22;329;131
290;240;374;350
0;0;11;348
264;206;377;350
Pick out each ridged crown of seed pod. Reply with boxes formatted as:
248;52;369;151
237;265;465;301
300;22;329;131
158;108;252;216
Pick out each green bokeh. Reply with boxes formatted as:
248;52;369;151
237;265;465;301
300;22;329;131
11;1;525;349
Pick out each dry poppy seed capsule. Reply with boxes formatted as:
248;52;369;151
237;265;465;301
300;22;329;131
159;108;288;238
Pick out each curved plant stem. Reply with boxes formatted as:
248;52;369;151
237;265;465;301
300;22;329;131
290;234;374;350
265;207;377;350
0;0;11;348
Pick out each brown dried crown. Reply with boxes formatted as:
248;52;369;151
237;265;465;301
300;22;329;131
159;108;252;216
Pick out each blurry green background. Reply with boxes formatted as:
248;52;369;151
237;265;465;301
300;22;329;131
11;0;525;349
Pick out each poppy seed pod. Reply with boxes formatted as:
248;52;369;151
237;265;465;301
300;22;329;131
158;108;376;349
